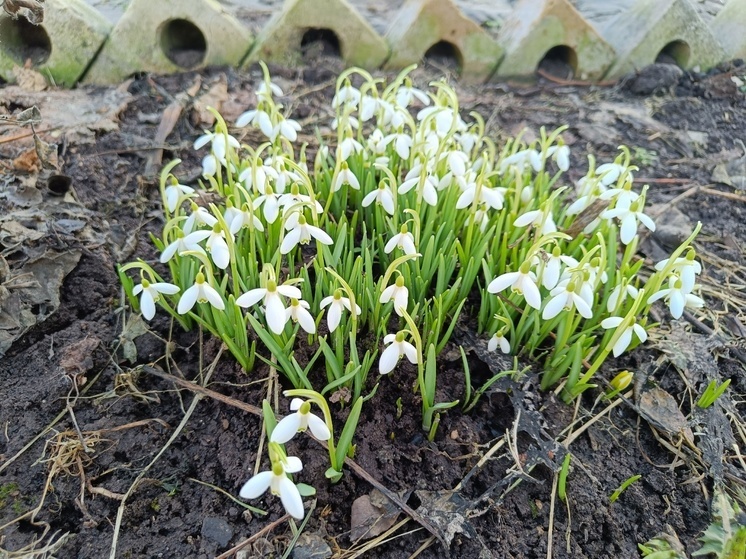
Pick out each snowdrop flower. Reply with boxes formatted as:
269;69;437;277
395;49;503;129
533;247;576;291
235;108;273;138
362;180;396;215
285;298;316;334
456;184;506;211
239;454;304;520
271;117;302;142
647;276;704;319
278;184;323;214
487;261;542;311
398;165;438;206
513;209;557;236
360;94;379;122
390;130;413;160
133;280;179;320
183;203;218;234
456;130;480;155
163;178;195;212
205;224;232;270
379;274;409;316
654;250;701;293
472;203;491;232
488;330;511;354
178;272;225;314
395;83;430;108
200;154;219;178
546;145;570;172
320;289;361;333
542;279;593;320
601;198;655;244
601;316;648;357
366;128;392;164
332;83;361;109
331;114;360;131
338;136;363;162
499;149;542;174
385;224;417;256
606;282;639;313
193;131;239;160
254;185;282;224
271;398;331;444
257;80;284;99
332;161;360;192
379;331;418;375
595;162;629;186
226;202;264;234
266;157;301;193
417;106;458;136
236;279;302;335
160;229;209;263
281;215;334;254
239;163;279;193
599;183;639;209
443;150;469;177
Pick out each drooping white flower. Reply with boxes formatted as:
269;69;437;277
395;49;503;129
235;108;273;138
398;165;438;206
332;162;360;192
390;131;413;160
546;145;570;172
601;198;655;244
599;184;639;209
384;224;417;256
178;272;225;314
239;455;304;520
278;184;323;214
226;202;265;234
513;209;557;235
338;136;363;162
379;274;409;316
443;150;469;177
606;283;640;313
271;117;302;142
239;163;279;193
647;276;704;319
601;316;648;357
488;330;511;354
257;80;284;99
160;229;210;263
487;261;542;310
320;289;361;333
362;181;396;215
280;215;334;254
271;398;331;444
203;224;230;270
360;94;379;122
366;128;392;164
182;204;218;234
332;83;361;109
379;331;418;375
395;84;430;108
236;279;302;335
499;148;542;174
285;298;316;334
532;248;577;291
654;250;701;294
164;179;195;212
133;280;180;320
456;184;506;211
542;279;593;320
254;185;282;223
595;162;629;186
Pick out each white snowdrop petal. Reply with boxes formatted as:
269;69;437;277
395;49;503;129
403;342;418;364
327;303;342;333
381;190;395;215
307;414;331;441
362;190;377;207
271;415;303;444
309;225;334;245
384;236;398;254
401;235;417;255
277;285;302;300
239;471;273;499
487;272;519;294
266;294;288;335
499;336;511;354
140;290;156;320
669;291;685;319
280;228;302;254
203;284;225;310
487;336;498;352
394;288;408;313
211;237;230;269
177;285;199;314
278;477;304;520
297;308;316;334
620;214;637;244
522;278;542;310
513;211;540;228
379;343;400;375
236;288;266;308
574;294;593;319
613;328;633;357
542;294;566;320
634;323;648;343
601;316;624;329
284;456;303;474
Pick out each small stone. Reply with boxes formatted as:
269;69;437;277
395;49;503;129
200;517;233;548
624;63;684;95
291;533;332;559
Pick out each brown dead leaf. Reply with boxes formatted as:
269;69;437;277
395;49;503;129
60;336;101;376
638;386;694;446
12;65;47;91
350;489;401;541
191;75;228;128
12;147;40;172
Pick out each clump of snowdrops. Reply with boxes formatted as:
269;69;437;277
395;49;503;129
119;63;704;519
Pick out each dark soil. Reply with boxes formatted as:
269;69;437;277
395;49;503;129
1;58;746;558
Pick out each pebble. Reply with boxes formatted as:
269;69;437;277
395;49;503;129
200;517;234;548
292;532;332;559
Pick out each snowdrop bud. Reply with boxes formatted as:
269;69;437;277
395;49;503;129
520;185;534;204
610;370;633;391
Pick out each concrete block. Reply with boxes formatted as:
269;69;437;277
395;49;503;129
244;0;388;69
711;0;746;60
0;0;111;87
84;0;252;85
494;0;615;81
384;0;503;83
603;0;726;78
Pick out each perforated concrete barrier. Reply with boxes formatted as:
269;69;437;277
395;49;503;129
0;0;110;87
83;0;252;85
603;0;725;78
244;0;388;69
494;0;615;81
384;0;503;83
711;0;746;61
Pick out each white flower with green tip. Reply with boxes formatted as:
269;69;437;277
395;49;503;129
163;178;194;212
285;298;316;334
488;331;511;354
601;316;648;357
332;162;360;192
647;275;704;319
398;165;438;206
271;117;302;143
160;229;209;263
280;215;333;254
320;289;361;333
205;224;232;270
177;272;224;314
601;198;655;245
183;204;217;234
235;108;273;138
362;181;396;215
133;280;179;320
239;456;304;520
236;279;302;335
542;279;593;320
385;224;417;256
546;145;570;172
606;283;640;313
487;261;541;311
379;331;418;375
271;398;331;443
379;275;409;316
655;251;701;293
513;209;557;235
